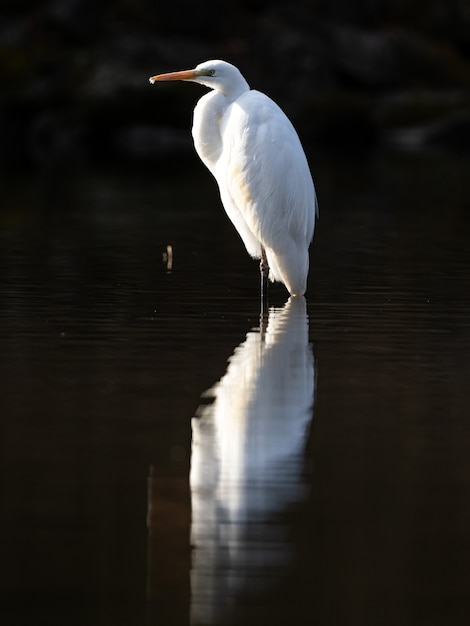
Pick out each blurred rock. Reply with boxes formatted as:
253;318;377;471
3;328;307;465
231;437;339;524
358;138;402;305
377;90;470;151
386;110;470;152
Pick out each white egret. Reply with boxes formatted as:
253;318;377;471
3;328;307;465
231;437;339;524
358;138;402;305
149;60;318;297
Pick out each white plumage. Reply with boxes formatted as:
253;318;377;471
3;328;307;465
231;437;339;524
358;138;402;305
150;60;318;296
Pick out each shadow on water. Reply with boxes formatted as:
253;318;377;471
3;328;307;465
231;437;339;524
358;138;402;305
0;147;470;626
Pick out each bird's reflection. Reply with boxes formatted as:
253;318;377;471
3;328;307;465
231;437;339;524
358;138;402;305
190;296;315;625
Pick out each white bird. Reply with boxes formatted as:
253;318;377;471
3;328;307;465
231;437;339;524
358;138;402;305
149;59;318;297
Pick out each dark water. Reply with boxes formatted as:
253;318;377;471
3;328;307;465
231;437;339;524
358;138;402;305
1;148;469;626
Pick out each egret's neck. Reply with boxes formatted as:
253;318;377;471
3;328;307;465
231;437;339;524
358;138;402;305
217;74;250;102
191;90;228;173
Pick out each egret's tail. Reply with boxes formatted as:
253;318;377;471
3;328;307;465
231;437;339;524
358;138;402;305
266;245;309;296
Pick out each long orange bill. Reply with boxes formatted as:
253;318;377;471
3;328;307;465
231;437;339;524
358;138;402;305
149;69;198;84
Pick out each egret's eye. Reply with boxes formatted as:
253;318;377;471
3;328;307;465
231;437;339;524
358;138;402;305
198;68;216;77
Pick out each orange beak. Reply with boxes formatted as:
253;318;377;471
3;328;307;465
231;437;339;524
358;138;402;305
149;69;198;84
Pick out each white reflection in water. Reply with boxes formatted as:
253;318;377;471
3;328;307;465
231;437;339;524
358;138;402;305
190;296;315;625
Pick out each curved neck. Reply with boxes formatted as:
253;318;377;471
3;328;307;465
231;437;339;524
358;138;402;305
217;73;249;102
192;91;227;172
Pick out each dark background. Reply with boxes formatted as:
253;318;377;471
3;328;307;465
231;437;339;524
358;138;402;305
1;3;470;626
1;0;470;169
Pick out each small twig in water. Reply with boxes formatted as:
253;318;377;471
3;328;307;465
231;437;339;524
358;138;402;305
163;244;173;271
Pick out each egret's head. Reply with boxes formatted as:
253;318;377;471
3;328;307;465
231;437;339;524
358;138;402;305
149;60;249;98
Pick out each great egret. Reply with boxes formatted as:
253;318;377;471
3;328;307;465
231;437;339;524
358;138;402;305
149;60;318;297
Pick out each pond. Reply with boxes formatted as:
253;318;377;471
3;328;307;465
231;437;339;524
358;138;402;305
0;147;469;625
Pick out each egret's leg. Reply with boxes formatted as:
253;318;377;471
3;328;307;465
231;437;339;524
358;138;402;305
260;247;269;314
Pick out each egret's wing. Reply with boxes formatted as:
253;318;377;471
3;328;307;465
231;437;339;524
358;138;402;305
215;91;316;293
219;91;316;249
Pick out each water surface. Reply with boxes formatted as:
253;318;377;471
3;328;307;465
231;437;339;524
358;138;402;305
1;149;469;625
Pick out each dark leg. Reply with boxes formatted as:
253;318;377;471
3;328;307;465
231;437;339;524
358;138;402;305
260;247;269;316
